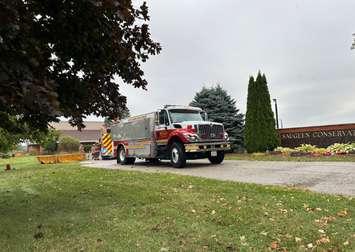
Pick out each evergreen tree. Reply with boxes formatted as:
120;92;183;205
245;72;280;153
244;76;258;152
190;85;244;150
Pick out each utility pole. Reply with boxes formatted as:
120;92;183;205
273;98;279;129
352;33;355;50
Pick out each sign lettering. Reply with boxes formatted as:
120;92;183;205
278;125;355;148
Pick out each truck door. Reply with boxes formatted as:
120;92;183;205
155;109;171;146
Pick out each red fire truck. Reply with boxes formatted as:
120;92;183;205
110;105;230;168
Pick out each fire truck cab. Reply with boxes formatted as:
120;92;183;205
111;105;230;168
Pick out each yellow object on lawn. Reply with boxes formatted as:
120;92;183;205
37;153;85;164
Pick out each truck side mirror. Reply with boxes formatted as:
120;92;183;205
201;111;208;121
155;112;159;125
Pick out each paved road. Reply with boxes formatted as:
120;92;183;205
81;159;355;196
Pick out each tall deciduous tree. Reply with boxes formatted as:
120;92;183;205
245;72;280;153
190;85;244;150
104;107;130;127
0;0;161;134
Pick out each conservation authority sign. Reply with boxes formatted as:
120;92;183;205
278;123;355;148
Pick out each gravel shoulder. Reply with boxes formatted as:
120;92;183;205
81;159;355;196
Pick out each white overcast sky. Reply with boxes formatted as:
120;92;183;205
93;0;355;128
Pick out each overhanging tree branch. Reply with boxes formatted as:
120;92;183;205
0;0;161;132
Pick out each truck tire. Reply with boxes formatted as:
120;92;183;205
117;146;135;165
170;142;186;168
117;146;126;164
116;154;120;164
126;157;136;165
208;151;225;164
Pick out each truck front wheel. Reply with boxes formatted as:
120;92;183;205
170;142;186;168
208;151;225;164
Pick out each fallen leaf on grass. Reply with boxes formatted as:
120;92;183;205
343;240;349;246
260;231;268;236
280;208;288;214
295;237;302;242
211;210;216;215
337;209;349;217
316;236;330;245
307;243;313;248
315;216;336;226
270;241;279;250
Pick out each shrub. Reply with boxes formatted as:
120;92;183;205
274;147;296;155
251;152;266;156
0;153;11;159
83;144;92;153
312;148;327;155
0;128;18;153
58;136;80;153
295;144;318;153
327;143;354;154
39;129;60;154
275;143;355;156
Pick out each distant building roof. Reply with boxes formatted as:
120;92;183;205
51;121;104;143
50;121;105;130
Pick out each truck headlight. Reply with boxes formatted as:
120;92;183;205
183;133;199;141
224;132;229;141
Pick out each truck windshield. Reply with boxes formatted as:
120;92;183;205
169;109;204;123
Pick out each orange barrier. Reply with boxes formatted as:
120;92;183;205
37;153;86;164
37;155;57;164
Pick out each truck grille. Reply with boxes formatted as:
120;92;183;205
198;124;224;140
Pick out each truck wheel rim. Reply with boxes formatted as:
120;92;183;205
120;149;125;161
172;147;179;163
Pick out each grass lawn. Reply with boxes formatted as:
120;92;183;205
226;153;355;162
0;157;354;251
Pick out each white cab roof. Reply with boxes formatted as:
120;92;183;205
163;105;202;111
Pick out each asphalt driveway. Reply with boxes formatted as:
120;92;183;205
81;159;355;196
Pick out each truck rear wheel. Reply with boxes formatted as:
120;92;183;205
117;146;136;165
117;147;126;164
208;151;225;164
170;142;186;168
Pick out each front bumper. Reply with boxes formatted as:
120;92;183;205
184;142;230;153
